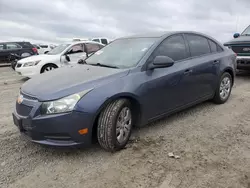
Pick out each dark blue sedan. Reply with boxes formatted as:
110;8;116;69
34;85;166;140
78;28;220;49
13;31;236;152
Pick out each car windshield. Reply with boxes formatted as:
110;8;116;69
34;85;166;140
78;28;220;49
242;25;250;36
85;37;157;68
47;44;70;55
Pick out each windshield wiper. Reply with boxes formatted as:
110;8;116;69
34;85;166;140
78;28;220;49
242;34;250;36
88;63;119;69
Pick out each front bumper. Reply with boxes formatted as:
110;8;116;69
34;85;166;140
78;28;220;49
15;66;41;78
13;110;94;147
236;56;250;70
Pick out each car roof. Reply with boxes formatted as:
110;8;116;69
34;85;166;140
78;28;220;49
0;41;31;44
118;31;218;40
64;40;105;46
116;31;223;47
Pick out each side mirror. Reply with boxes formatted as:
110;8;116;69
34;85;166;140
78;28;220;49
233;33;240;38
61;55;70;63
148;56;174;70
65;54;70;62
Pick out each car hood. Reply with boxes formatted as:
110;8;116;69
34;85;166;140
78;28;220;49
21;64;129;101
224;36;250;46
18;54;59;63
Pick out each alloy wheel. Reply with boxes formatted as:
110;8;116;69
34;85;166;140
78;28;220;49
116;107;132;144
219;76;231;100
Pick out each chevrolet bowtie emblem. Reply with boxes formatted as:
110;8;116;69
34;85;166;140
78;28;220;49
17;95;24;104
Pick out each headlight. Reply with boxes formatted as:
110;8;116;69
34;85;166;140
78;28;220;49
41;89;92;115
23;60;41;67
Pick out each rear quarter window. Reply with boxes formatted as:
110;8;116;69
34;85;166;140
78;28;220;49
217;45;223;52
19;42;32;48
208;39;223;53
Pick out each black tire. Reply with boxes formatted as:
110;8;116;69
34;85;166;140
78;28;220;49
213;72;232;104
11;61;17;70
97;99;133;152
41;64;58;73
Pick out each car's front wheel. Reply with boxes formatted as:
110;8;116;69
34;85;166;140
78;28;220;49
97;99;133;152
213;72;232;104
41;64;58;73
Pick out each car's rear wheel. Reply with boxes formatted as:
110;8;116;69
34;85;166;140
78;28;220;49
213;72;232;104
41;64;58;73
97;99;133;152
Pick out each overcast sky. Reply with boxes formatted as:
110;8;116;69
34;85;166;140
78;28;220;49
0;0;250;44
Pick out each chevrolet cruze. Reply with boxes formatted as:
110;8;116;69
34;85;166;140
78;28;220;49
13;31;236;152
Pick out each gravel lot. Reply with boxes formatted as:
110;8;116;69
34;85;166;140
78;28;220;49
0;67;250;188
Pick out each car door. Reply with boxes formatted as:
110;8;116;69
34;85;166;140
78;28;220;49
66;43;87;64
5;43;22;56
0;43;6;62
184;34;219;99
141;34;196;119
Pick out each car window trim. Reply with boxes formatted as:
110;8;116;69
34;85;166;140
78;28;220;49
183;33;224;59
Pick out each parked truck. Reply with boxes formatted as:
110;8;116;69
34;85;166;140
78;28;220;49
224;25;250;70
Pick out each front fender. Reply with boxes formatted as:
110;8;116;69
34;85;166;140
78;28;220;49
75;78;141;115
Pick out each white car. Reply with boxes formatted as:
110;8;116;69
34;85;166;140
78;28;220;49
33;44;56;54
15;41;104;78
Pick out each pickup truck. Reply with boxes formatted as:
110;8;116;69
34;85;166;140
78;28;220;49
224;25;250;70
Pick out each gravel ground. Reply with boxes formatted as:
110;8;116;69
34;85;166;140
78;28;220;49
0;67;250;188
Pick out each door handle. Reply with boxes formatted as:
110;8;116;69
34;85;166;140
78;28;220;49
184;69;193;75
213;60;220;65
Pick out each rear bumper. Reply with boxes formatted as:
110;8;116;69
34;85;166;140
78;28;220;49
13;110;94;147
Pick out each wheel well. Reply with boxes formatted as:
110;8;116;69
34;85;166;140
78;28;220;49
91;96;141;142
40;63;58;73
224;68;234;85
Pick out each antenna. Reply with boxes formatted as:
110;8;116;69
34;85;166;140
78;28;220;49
236;15;239;32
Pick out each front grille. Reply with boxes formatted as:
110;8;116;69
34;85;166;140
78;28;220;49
231;46;250;54
16;103;32;116
21;92;37;101
237;59;250;64
16;63;22;68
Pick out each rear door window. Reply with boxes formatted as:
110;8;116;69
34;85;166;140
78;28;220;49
86;43;101;53
6;43;21;50
153;34;189;61
185;34;211;57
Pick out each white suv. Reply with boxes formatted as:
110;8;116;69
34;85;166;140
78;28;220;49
15;41;104;78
